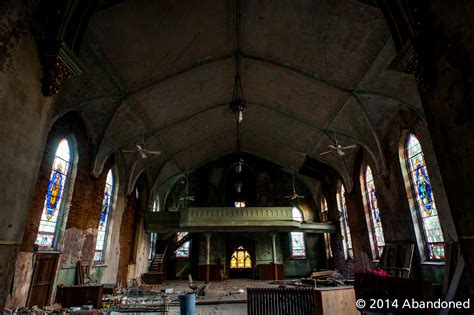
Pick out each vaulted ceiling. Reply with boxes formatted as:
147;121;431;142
53;0;423;193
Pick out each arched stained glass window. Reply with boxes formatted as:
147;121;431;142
320;197;333;259
94;169;114;262
230;246;252;268
363;166;385;259
36;138;72;250
290;232;306;257
337;183;353;259
405;134;445;260
176;232;191;258
152;198;159;212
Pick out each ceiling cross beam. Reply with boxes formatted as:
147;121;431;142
307;35;393;158
86;41;184;174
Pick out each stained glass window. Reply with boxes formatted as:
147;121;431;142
230;246;252;268
320;197;333;259
405;134;445;260
175;232;191;258
364;166;385;259
337;184;353;259
35;139;72;250
235;201;246;208
152;198;159;212
290;232;306;257
94;170;114;262
148;232;157;260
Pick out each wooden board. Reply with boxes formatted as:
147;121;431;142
314;286;358;315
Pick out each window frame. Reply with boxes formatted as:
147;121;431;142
289;231;307;258
360;164;385;260
401;132;445;261
320;197;333;259
35;136;76;251
94;169;116;264
337;183;353;260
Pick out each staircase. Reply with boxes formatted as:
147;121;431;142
142;232;191;284
149;252;166;272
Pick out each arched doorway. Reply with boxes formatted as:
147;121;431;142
227;238;255;278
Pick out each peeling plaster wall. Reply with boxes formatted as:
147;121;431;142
0;1;55;309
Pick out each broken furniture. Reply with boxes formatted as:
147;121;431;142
376;242;414;278
188;274;199;293
247;287;316;315
55;284;103;308
110;289;169;313
314;286;358;315
219;269;228;282
76;260;91;285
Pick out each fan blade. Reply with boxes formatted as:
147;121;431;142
319;150;332;156
144;150;161;155
189;196;195;201
328;144;337;149
140;151;147;159
136;144;144;150
337;149;346;156
342;144;357;150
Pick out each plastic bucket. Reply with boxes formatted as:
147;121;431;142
178;292;196;314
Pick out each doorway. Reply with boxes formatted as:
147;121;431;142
227;238;255;278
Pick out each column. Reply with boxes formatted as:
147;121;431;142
271;233;278;280
205;233;212;283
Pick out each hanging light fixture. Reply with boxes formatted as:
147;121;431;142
235;181;243;193
235;158;244;174
230;75;246;124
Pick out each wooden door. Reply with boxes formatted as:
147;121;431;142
28;253;59;307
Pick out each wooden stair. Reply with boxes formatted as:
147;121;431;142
142;232;192;284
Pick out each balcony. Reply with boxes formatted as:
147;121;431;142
145;207;335;233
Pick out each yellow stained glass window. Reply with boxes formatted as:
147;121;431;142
230;246;252;269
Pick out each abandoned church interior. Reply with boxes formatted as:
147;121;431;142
0;0;473;314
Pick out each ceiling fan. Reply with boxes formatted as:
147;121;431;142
285;172;305;201
122;136;161;159
179;173;195;206
319;133;357;157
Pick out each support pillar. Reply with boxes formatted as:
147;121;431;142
271;233;278;280
204;233;212;283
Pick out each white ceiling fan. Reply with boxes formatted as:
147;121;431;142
285;172;305;201
122;136;161;159
319;133;357;157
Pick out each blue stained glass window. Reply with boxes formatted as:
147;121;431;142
406;134;445;260
337;184;353;259
364;166;385;259
36;139;71;250
290;232;306;257
94;170;114;262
